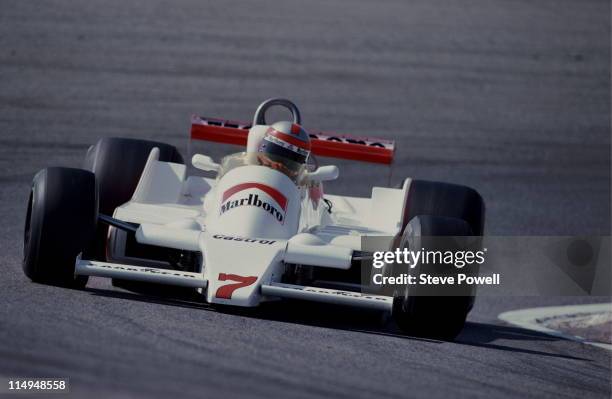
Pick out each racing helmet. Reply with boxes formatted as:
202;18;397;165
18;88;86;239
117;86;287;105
257;121;311;175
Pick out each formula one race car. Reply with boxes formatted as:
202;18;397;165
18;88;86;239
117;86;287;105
22;98;485;340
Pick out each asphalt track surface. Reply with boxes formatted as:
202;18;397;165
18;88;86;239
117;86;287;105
0;1;610;398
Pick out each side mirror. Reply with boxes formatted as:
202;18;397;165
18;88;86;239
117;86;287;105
192;154;219;172
305;165;339;182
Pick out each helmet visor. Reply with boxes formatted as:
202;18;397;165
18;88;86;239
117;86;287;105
260;134;309;164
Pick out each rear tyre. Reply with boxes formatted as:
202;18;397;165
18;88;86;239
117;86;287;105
83;137;183;218
400;179;485;236
23;167;98;287
83;137;184;291
83;137;183;260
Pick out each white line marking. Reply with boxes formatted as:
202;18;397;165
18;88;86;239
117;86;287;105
498;303;612;351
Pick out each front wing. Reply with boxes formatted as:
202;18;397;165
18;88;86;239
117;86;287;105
75;257;394;312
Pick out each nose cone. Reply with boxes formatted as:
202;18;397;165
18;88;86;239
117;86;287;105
202;231;285;307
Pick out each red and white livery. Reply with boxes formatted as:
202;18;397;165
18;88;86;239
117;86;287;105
23;98;484;339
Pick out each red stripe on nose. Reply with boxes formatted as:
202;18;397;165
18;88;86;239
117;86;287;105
222;182;288;210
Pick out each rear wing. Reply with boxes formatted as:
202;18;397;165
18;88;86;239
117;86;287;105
190;116;395;165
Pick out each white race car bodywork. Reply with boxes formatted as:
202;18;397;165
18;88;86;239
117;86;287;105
75;129;408;311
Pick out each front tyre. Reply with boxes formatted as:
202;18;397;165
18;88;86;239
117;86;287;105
23;167;98;287
392;215;476;340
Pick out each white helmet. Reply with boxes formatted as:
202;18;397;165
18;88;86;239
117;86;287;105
247;99;311;175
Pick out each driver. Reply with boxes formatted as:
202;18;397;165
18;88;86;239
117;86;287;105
256;121;311;179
